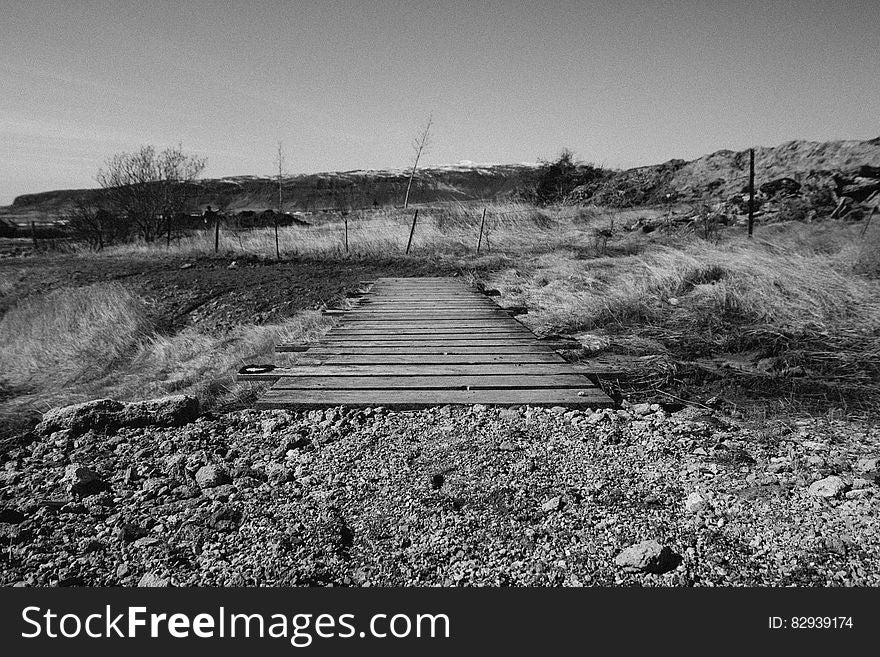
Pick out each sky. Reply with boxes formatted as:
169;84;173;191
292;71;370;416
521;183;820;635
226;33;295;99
1;0;877;204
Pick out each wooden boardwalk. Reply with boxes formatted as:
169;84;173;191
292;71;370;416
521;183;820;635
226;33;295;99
247;277;614;409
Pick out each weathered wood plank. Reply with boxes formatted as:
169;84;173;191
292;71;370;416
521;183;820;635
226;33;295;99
301;345;557;355
297;338;566;346
256;363;592;376
266;374;595;389
344;309;509;315
297;353;565;365
341;315;513;323
330;324;528;331
275;339;576;352
257;388;613;409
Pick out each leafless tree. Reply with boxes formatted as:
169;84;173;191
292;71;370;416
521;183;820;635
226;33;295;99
96;144;206;242
403;115;432;209
276;141;286;215
62;199;113;250
273;142;286;259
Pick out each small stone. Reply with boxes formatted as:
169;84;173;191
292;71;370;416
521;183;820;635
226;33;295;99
541;496;562;512
808;475;848;499
631;403;652;416
179;262;193;269
208;505;242;532
499;408;520;421
550;406;567;415
472;404;487;413
123;465;138;484
204;483;236;501
138;572;170;587
116;523;149;543
227;261;238;269
856;457;879;473
614;540;681;574
266;463;295;485
133;536;162;548
498;440;517;451
195;464;231;489
684;492;707;514
65;464;108;497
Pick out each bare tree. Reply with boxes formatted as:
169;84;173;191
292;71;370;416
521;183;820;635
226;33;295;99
62;199;116;250
96;144;206;242
273;142;286;259
276;141;286;215
403;115;432;209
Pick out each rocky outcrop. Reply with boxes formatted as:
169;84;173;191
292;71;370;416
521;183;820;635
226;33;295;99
34;395;199;437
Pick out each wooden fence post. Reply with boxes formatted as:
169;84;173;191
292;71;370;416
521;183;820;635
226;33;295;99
476;207;487;254
344;214;349;254
405;208;419;255
167;216;172;248
748;148;755;238
862;205;877;237
274;218;280;260
214;217;220;253
30;222;38;250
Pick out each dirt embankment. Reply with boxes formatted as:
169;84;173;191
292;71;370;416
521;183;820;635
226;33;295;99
1;398;878;586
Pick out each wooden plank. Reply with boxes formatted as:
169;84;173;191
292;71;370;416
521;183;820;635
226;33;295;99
274;338;562;352
301;345;557;355
257;388;613;409
330;324;529;332
301;338;562;346
267;374;594;389
345;306;509;319
256;363;593;376
338;321;516;326
341;314;512;322
357;302;497;308
297;353;565;365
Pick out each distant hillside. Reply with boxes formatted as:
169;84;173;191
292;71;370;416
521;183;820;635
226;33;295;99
0;163;542;224
581;137;880;207
2;138;878;224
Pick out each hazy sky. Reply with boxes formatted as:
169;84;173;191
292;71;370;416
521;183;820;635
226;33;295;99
1;0;877;203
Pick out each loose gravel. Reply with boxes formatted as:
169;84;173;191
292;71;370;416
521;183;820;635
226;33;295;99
2;401;878;586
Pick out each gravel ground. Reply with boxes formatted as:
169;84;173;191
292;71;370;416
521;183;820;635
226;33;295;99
1;399;878;587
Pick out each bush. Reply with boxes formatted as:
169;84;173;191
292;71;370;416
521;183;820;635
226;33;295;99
528;149;609;205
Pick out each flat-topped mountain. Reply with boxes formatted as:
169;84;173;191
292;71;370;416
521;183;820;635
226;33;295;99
2;138;878;225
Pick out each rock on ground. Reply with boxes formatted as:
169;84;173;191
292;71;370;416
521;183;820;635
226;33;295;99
808;476;848;499
35;395;199;437
614;540;681;574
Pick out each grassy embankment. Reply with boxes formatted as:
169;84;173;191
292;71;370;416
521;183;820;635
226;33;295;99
1;202;878;435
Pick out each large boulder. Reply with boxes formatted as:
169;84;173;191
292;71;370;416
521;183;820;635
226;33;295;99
34;395;200;437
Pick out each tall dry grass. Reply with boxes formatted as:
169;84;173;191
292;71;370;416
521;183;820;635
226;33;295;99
0;281;330;429
94;203;610;260
483;220;880;408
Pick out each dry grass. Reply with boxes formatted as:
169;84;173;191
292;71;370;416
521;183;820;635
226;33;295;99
93;203;612;260
0;281;329;432
3;202;878;425
484;220;880;410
